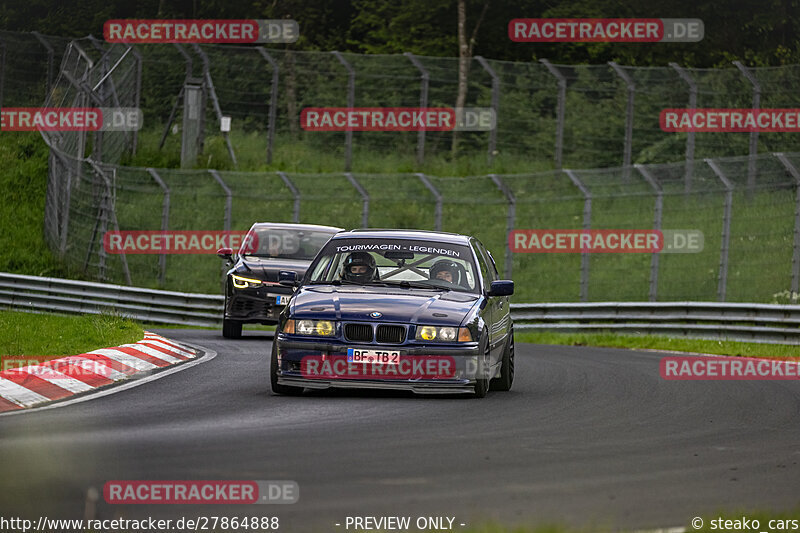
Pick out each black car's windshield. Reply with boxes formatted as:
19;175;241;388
239;227;338;261
307;239;479;293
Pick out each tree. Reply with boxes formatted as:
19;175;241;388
452;0;488;155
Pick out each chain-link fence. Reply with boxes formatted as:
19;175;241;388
3;30;800;171
4;30;800;303
43;144;800;303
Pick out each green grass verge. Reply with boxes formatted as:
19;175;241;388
0;311;143;358
516;330;800;359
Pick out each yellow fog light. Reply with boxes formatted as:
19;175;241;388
418;326;437;341
316;320;334;336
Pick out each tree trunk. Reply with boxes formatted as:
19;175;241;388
451;0;469;156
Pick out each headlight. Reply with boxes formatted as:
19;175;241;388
294;319;336;337
231;274;264;289
415;326;473;342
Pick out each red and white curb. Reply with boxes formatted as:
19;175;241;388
0;332;197;413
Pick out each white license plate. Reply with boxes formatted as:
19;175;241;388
274;295;290;305
347;348;400;364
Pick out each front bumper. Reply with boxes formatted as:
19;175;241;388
225;290;289;324
275;337;483;393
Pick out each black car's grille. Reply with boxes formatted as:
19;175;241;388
345;323;373;342
376;325;406;344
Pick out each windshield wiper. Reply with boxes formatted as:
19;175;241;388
380;280;448;291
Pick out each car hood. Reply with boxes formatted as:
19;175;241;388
235;256;311;282
290;285;480;325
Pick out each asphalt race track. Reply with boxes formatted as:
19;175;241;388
1;329;799;532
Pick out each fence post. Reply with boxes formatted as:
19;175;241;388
490;174;516;279
635;164;663;301
147;168;170;286
88;161;131;285
32;31;55;99
475;56;500;166
609;62;635;182
733;61;760;195
705;158;734;302
130;45;143;155
209;169;232;282
50;148;74;257
669;63;697;194
564;169;592;302
193;44;238;168
277;172;301;223
0;37;5;108
416;173;442;231
345;172;369;227
257;48;280;164
774;153;800;302
404;52;430;167
160;44;193;150
540;59;566;169
332;51;355;171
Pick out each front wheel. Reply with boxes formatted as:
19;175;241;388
222;318;242;339
270;341;304;396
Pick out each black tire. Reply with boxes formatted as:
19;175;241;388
222;318;242;339
473;342;489;398
270;341;304;396
490;330;514;392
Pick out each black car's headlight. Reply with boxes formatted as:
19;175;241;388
231;274;264;289
415;326;473;342
284;319;336;337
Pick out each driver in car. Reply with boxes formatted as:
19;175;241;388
429;260;459;284
342;251;378;283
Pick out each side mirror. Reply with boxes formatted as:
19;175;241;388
488;280;514;297
279;270;298;287
217;247;233;261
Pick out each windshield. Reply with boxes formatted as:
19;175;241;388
239;227;338;261
307;239;479;293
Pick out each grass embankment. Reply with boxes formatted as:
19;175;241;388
517;330;800;359
0;311;143;359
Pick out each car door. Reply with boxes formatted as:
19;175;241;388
474;240;508;374
470;239;496;377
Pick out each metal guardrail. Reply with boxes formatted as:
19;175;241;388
512;302;800;345
0;272;223;327
4;272;800;344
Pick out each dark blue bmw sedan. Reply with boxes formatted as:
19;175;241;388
270;229;514;398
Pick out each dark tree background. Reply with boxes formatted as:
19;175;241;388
1;0;798;66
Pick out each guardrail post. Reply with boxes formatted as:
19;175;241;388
490;174;516;279
669;63;697;194
476;56;500;166
404;52;430;167
733;61;760;196
540;59;566;169
277;171;301;223
332;51;355;171
147;168;171;286
774;153;800;302
564;169;592;302
635;165;663;301
705;158;734;302
345;172;369;227
257;48;280;164
416;173;442;231
193;44;238;168
609;62;635;182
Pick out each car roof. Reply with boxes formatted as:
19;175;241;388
250;222;343;233
331;229;472;246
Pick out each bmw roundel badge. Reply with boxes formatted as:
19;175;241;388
369;311;382;318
